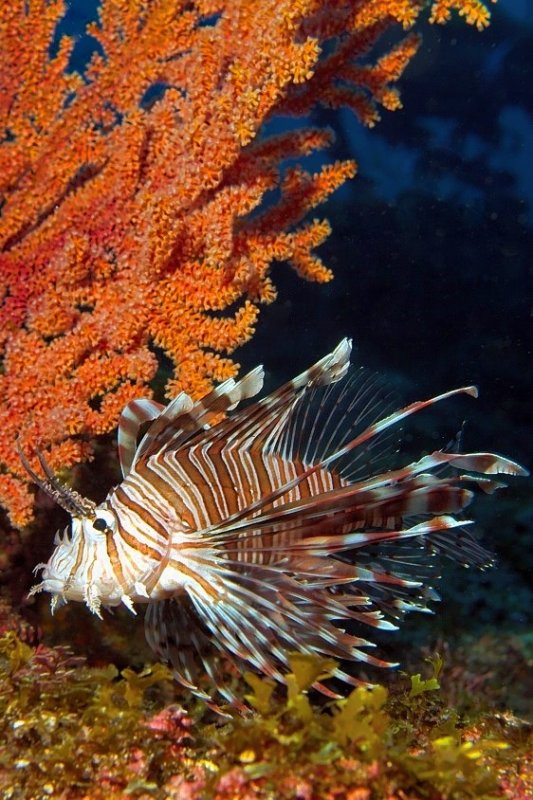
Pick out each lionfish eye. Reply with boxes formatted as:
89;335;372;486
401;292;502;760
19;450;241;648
92;518;108;532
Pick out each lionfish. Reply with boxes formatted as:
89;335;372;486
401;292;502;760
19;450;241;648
22;339;526;712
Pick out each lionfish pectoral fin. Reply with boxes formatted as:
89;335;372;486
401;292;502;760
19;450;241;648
458;476;506;494
443;452;528;477
172;561;392;704
206;381;524;540
144;597;245;713
145;599;210;693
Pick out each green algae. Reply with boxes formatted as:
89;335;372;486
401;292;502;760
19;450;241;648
0;633;531;799
0;632;188;799
216;652;529;799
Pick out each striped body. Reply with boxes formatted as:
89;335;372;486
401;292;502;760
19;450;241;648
103;449;340;599
28;339;527;712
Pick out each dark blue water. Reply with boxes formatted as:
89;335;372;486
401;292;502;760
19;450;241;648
237;5;533;651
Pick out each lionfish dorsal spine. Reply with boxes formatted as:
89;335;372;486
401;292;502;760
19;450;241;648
118;398;164;477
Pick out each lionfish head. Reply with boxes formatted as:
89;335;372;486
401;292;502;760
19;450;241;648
18;443;123;617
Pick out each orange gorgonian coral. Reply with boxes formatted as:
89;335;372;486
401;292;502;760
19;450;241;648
0;0;491;527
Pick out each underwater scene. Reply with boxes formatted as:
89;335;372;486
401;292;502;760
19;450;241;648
0;0;531;797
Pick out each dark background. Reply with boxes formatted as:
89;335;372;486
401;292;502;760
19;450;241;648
236;3;533;645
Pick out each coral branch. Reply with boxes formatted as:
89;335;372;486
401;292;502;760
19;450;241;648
0;0;490;526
